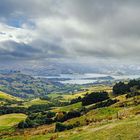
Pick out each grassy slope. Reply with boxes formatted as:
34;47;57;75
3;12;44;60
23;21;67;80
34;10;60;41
23;98;51;107
0;113;27;132
3;114;140;140
52;102;82;112
0;91;22;105
0;91;21;101
51;115;140;140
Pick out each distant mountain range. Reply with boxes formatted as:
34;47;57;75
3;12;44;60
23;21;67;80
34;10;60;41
0;61;140;76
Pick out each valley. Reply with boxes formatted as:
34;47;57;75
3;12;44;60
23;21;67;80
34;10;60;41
0;72;140;140
1;0;140;139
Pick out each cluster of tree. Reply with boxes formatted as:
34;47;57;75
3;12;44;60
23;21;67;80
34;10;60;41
87;99;118;111
18;109;81;129
28;104;54;113
82;92;109;106
55;110;81;122
0;103;54;115
126;91;140;98
0;106;27;115
18;111;56;128
113;80;140;95
70;96;82;104
113;82;130;95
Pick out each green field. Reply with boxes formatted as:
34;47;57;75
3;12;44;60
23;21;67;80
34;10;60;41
52;102;82;112
0;113;27;132
23;98;51;107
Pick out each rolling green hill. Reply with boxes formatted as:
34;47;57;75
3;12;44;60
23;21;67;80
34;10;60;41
0;91;22;105
0;91;21;101
23;98;51;107
1;80;140;140
0;72;82;99
35;115;140;140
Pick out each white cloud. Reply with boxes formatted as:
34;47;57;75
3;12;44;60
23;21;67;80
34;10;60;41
0;0;140;65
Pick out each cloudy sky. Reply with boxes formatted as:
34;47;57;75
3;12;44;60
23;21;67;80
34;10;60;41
0;0;140;68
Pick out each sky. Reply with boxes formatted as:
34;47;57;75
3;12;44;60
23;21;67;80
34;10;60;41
0;0;140;69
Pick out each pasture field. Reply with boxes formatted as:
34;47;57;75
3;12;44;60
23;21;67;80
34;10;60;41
0;113;27;132
23;98;51;107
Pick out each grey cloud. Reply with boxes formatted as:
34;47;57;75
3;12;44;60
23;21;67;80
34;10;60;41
0;0;140;63
0;40;66;60
0;41;41;60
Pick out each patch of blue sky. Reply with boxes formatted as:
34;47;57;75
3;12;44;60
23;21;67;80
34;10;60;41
7;18;35;29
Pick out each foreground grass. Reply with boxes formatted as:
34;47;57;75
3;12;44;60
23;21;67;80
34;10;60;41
54;115;140;140
4;114;140;140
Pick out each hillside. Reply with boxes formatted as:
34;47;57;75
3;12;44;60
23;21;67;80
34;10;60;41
0;72;82;99
2;98;140;140
1;80;140;140
0;91;21;105
23;98;51;107
0;113;27;133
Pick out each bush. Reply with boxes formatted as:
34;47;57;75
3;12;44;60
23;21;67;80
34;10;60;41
18;118;35;128
126;92;140;98
55;122;68;132
55;121;80;132
55;111;81;122
94;99;118;108
87;99;118;111
44;118;54;124
66;110;81;119
55;112;66;122
70;96;82;104
18;121;28;128
46;111;56;118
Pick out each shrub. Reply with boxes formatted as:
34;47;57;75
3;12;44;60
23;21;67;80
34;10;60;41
45;118;54;124
126;92;140;98
66;110;81;119
55;122;67;132
46;111;56;118
87;99;118;111
70;96;82;104
55;121;80;132
18;121;28;128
